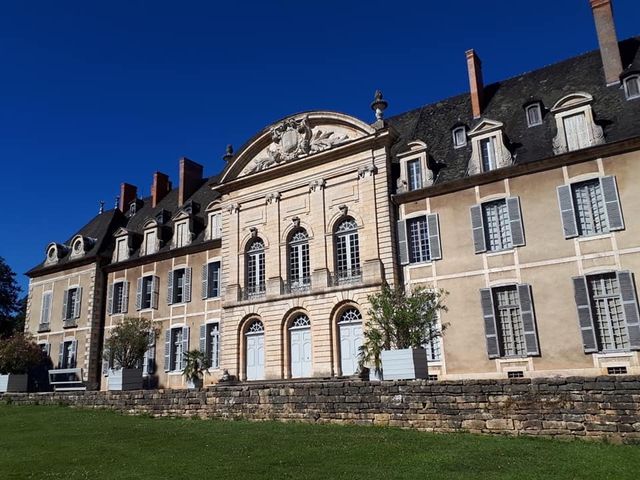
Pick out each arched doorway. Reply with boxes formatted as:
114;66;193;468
337;308;362;376
289;314;312;378
245;320;265;380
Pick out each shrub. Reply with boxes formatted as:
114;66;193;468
0;333;45;375
182;350;209;383
104;317;157;369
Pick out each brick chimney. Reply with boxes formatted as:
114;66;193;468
590;0;623;85
178;157;204;207
151;172;171;208
119;183;137;212
466;49;484;118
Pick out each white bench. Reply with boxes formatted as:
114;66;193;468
48;368;87;392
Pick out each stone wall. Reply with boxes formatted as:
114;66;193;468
4;376;640;443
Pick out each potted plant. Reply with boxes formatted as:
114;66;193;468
0;334;45;392
359;284;447;381
182;350;209;389
104;317;157;391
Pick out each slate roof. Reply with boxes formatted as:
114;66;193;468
387;36;640;185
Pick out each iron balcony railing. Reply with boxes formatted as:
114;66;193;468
242;283;266;301
332;267;363;286
37;323;50;333
63;319;77;329
284;277;312;294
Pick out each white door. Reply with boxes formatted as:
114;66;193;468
246;333;264;381
339;322;362;376
290;328;312;378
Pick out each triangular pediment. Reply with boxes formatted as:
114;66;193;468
113;227;131;238
468;118;504;136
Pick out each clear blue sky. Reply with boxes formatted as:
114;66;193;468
1;0;639;293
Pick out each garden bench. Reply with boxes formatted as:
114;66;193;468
48;368;87;392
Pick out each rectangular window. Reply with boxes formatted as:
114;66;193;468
423;322;441;362
144;230;157;255
40;291;52;328
482;200;512;251
64;287;81;322
588;274;629;352
406;159;423;191
563;113;589;151
526;104;542;127
171;328;183;371
480;136;497;172
112;281;127;314
205;323;220;369
175;269;186;303
141;276;154;309
572;179;607;236
116;238;128;262
59;340;77;369
210;213;222;240
408;216;431;263
206;262;221;298
493;286;526;357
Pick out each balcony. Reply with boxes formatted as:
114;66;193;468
63;319;78;329
37;323;50;333
283;277;312;295
242;283;266;301
331;267;363;286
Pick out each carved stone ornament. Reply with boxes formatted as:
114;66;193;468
249;227;258;238
357;164;377;178
308;178;326;192
226;203;240;214
249;116;349;173
338;204;348;216
265;192;281;205
291;216;301;228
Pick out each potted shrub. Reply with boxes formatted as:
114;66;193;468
0;334;45;392
359;284;447;381
104;317;157;391
182;350;209;389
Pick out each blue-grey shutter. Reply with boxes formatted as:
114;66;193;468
600;176;624;231
480;288;500;359
184;268;192;303
151;276;159;309
164;329;171;371
470;205;487;254
397;219;409;265
147;331;156;374
73;288;82;319
427;214;442;260
181;326;190;370
62;289;69;320
69;340;77;368
58;342;64;368
517;284;540;356
167;270;174;305
44;343;51;357
200;324;207;353
507;197;525;247
557;185;578;238
121;282;129;314
572;276;598;353
201;264;209;299
136;278;143;311
617;271;640;350
107;284;114;315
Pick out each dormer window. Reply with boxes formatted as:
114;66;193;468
112;228;131;262
623;75;640;100
467;119;512;175
397;141;432;193
141;220;159;256
68;235;94;259
525;103;543;127
47;246;57;262
209;212;222;240
174;220;191;248
480;137;497;172
452;126;467;148
551;92;604;154
407;158;423;190
45;243;65;265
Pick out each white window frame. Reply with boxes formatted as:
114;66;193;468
482;199;513;252
64;286;81;322
246;239;266;297
406;215;431;264
467;119;512;175
114;236;129;262
452;126;467;148
205;261;221;299
142;228;159;256
170;326;184;372
623;75;640;100
174;220;191;249
209;212;222;240
525;103;543;127
205;322;221;370
40;290;52;328
111;281;127;315
551;92;604;154
397;141;432;193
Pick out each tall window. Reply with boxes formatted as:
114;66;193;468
165;326;189;372
203;261;221;299
482;200;512;251
588;274;628;352
246;239;266;297
480;136;497;172
408;217;430;263
288;229;310;292
109;281;129;315
407;159;423;191
172;328;184;371
494;287;526;357
115;237;128;262
563;113;589;151
174;221;190;248
201;323;220;369
209;212;222;240
39;291;52;329
143;230;157;255
334;218;360;283
572;179;607;236
525;103;542;127
59;340;77;369
137;275;158;310
63;287;82;323
168;268;191;304
424;322;441;362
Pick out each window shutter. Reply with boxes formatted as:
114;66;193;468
517;284;540;356
600;176;624;231
58;343;64;368
164;329;171;372
102;347;110;376
73;288;82;319
146;331;156;375
557;185;578;238
470;205;487;254
201;264;209;300
181;326;190;370
572;276;598;353
107;284;114;315
397;219;409;265
480;288;500;359
200;324;206;353
617;271;640;351
136;278;143;311
184;268;192;303
427;214;442;260
40;293;51;325
167;270;174;305
69;340;77;368
62;289;69;320
121;282;129;314
44;343;51;357
507;197;525;247
152;276;160;309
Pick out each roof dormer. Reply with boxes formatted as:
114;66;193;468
467;119;512;175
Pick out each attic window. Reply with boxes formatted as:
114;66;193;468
73;239;83;254
452;127;467;148
46;246;57;264
624;75;640;100
525;103;542;127
129;202;137;216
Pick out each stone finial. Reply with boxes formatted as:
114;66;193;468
99;201;104;214
370;90;388;121
223;144;234;162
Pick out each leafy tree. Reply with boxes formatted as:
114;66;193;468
104;317;157;369
0;333;45;375
359;284;448;375
0;257;22;339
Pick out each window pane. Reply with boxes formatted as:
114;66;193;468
494;286;526;357
527;105;541;126
407;159;423;191
572;180;607;236
588;274;629;352
626;77;640;98
563;113;588;151
453;127;466;147
208;262;220;297
480;137;497;172
408;216;430;263
482;200;512;251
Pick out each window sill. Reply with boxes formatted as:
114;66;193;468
168;371;184;376
204;296;221;301
137;308;155;313
63;322;78;329
594;351;633;358
484;248;515;257
576;232;613;242
407;260;433;267
169;301;190;307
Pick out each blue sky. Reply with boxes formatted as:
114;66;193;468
1;0;639;293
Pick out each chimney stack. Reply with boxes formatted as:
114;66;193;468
590;0;623;85
151;172;171;208
119;183;137;212
466;49;484;118
178;157;204;207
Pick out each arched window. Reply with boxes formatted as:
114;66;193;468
288;229;310;292
624;75;640;100
334;218;361;284
452;126;467;148
245;239;265;299
525;103;543;127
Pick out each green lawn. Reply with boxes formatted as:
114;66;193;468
0;405;639;479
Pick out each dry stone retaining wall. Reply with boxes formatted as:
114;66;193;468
4;376;640;443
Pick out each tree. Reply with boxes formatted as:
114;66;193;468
104;317;157;369
359;284;448;375
0;257;22;339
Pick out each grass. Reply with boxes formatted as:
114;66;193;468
0;405;639;479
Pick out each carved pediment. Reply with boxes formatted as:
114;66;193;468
468;118;504;136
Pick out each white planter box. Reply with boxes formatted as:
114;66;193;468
380;348;429;381
0;374;28;393
108;368;143;391
186;378;203;389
